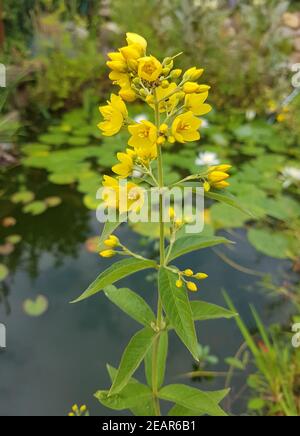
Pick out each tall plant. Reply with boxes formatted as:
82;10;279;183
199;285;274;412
73;33;238;416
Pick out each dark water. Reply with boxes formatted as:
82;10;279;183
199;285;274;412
0;191;294;416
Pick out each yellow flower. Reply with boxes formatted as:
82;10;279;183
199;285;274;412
106;52;127;73
135;144;157;162
126;33;147;54
185;92;212;116
153;83;181;113
98;94;128;136
102;176;144;213
208;171;230;183
104;235;120;248
186;282;198;292
207;165;232;189
195;273;208;280
138;56;163;82
100;249;116;258
119;87;137;102
128;120;157;149
183;82;201;94
183;67;204;81
184;269;194;277
112;150;135;178
213;181;230;189
172;111;201;143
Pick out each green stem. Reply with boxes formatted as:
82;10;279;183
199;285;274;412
151;88;166;417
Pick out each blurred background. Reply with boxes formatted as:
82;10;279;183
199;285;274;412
0;0;300;417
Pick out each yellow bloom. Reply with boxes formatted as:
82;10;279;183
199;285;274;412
213;181;230;189
185;93;212;116
207;165;232;189
100;249;116;258
126;33;147;54
153;83;181;113
208;171;230;183
98;94;128;136
183;67;204;81
135;144;157;162
183;82;201;94
119;87;137;102
128;120;157;149
172;111;201;143
195;273;208;280
106;52;127;73
184;269;194;277
102;176;144;213
138;56;163;82
104;235;120;248
186;281;198;292
112;150;135;178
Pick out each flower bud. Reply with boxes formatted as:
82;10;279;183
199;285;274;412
195;273;208;280
208;171;230;183
176;279;183;288
183;67;204;81
99;249;116;258
170;69;182;79
161;80;169;89
159;124;169;134
183;82;200;94
187;281;198;292
184;269;194;277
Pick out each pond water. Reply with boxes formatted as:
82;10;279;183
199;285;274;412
0;187;295;416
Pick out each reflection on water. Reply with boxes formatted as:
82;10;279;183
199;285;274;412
0;188;294;416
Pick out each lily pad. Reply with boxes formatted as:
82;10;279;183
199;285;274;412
45;197;62;207
0;264;9;281
0;243;15;255
23;201;48;216
23;295;49;317
2;217;16;227
248;228;294;259
6;234;22;245
11;191;35;204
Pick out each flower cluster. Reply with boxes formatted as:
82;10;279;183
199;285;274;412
68;404;89;417
97;33;232;214
175;268;208;293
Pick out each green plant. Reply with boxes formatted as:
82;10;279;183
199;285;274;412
225;293;300;416
71;32;243;417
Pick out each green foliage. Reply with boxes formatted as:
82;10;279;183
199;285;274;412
72;258;157;303
159;267;198;360
225;293;300;417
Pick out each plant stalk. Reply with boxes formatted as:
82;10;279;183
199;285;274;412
151;89;165;416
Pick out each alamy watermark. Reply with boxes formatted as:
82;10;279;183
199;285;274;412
96;183;205;234
292;323;300;349
0;63;6;88
0;323;6;349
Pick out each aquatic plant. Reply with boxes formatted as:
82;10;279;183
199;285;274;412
73;33;239;416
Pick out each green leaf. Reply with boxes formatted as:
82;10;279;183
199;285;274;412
248;228;293;259
159;267;198;360
205;191;251;215
248;398;266;411
95;383;153;412
168;389;229;416
106;364;155;415
104;286;156;326
167;235;233;262
145;330;168;389
11;191;35;205
225;357;246;370
210;203;248;230
23;201;47;216
190;301;237;322
72;258;156;303
23;295;49;317
159;384;228;417
110;327;157;395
